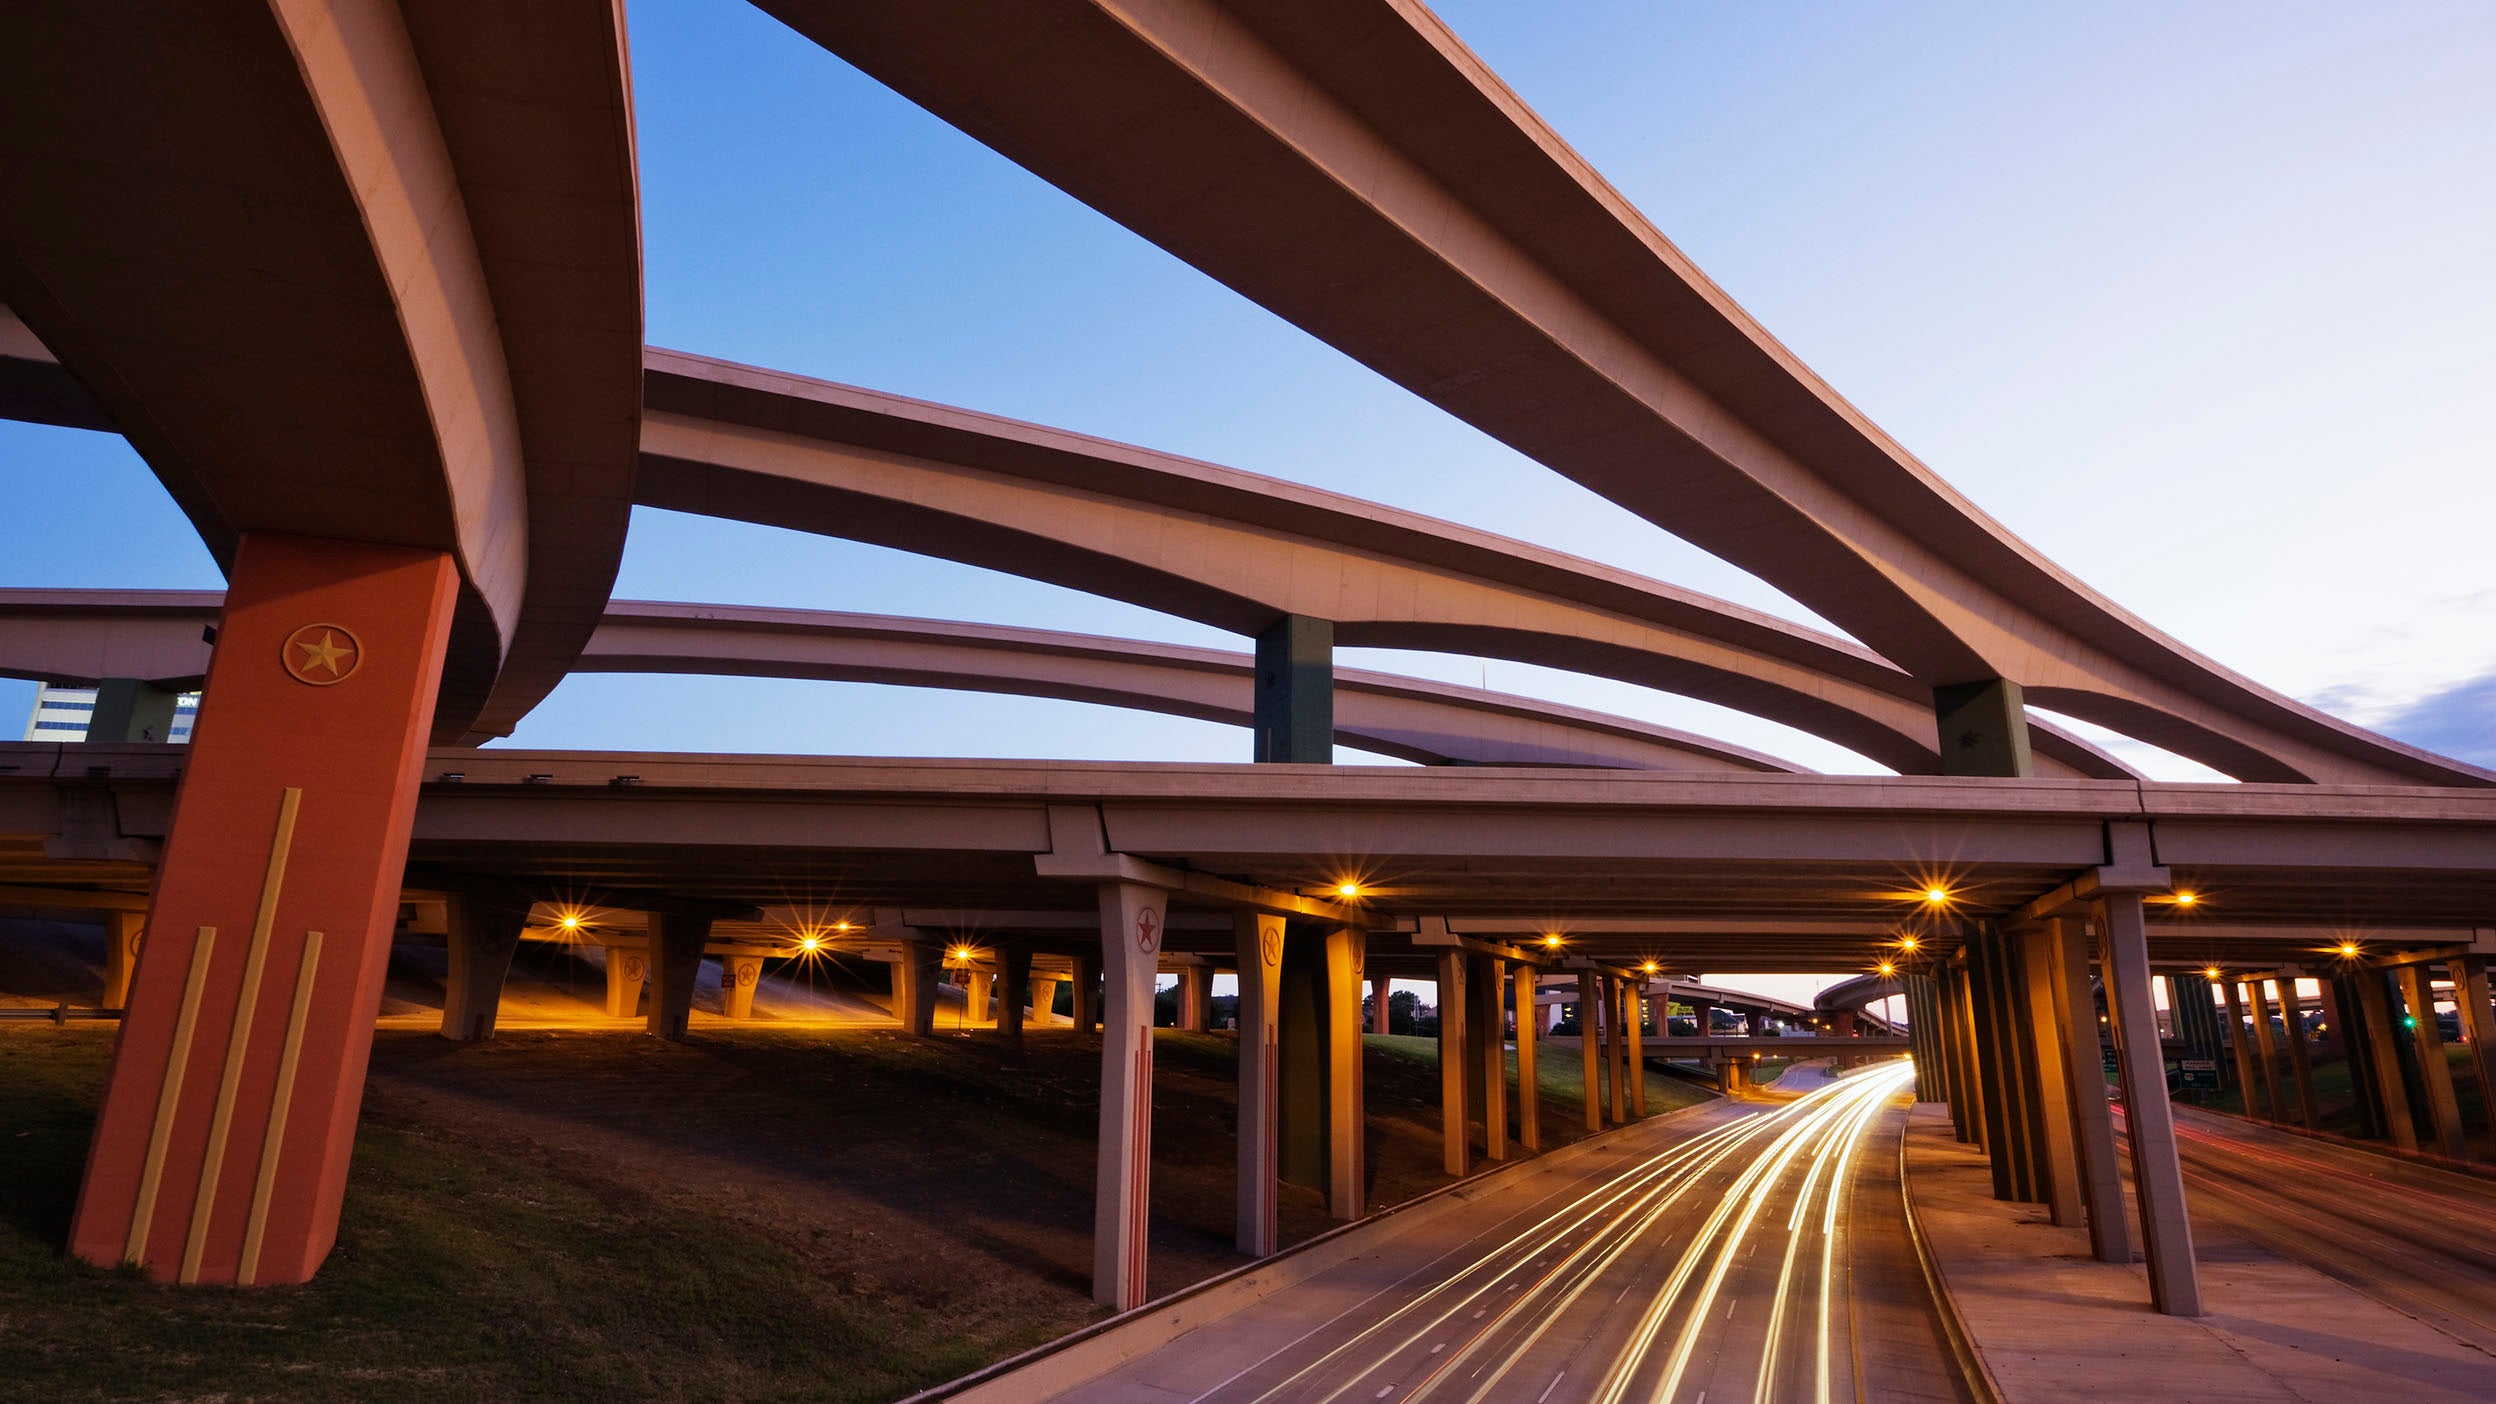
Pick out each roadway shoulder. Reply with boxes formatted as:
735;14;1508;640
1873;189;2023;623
1899;1103;2495;1403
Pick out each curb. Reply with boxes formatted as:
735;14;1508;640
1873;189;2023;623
1895;1111;2007;1404
897;1094;1722;1403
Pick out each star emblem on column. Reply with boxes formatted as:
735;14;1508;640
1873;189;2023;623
280;623;363;686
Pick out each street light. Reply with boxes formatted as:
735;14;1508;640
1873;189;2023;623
1335;881;1363;899
1922;886;1949;906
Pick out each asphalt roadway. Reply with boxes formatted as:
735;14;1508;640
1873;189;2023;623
1051;1061;1972;1403
2165;1103;2496;1354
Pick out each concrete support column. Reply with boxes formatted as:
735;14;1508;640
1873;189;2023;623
1473;955;1509;1163
2353;971;2421;1151
603;945;645;1018
67;538;462;1285
1903;972;1942;1102
1234;912;1284;1256
89;677;182;743
1324;929;1367;1219
1686;999;1714;1036
1092;881;1168;1310
103;909;143;1011
2014;927;2083;1228
1369;976;1391;1036
2046;917;2128;1266
2245;980;2287;1124
1625;981;1647;1119
1717;1059;1747;1097
1068;955;1099;1034
2097;891;2202;1316
1027;974;1062;1030
1951;963;1988;1149
646;912;713;1042
1607;978;1628;1125
965;970;994;1028
2273;975;2319;1131
1514;964;1541;1152
718;955;763;1021
440;890;528;1042
1577;972;1604;1131
2221;981;2263;1118
1437;951;1470;1176
999;948;1032;1042
2394;964;2468;1160
1251;614;1333;764
893;940;940;1038
1931;677;2034;778
1176;965;1209;1033
2450;957;2496;1141
1967;930;2039;1202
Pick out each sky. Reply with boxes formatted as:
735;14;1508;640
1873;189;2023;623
5;2;2494;1000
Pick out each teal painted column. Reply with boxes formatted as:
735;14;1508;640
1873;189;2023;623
1253;614;1334;764
1933;678;2033;777
89;678;182;743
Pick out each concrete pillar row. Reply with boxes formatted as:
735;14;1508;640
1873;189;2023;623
1068;954;1099;1035
2045;917;2128;1267
439;889;528;1043
2352;970;2421;1151
2097;889;2202;1316
2450;956;2496;1140
2014;926;2084;1229
1091;881;1169;1310
1234;912;1285;1257
2394;964;2469;1160
964;971;994;1028
1027;974;1062;1031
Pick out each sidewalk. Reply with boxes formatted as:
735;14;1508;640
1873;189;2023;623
1902;1104;2496;1402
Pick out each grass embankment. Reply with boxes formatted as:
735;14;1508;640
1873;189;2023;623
2;1023;1703;1403
1362;1033;1714;1136
2189;1043;2494;1152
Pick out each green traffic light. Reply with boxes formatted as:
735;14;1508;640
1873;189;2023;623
2402;1015;2418;1029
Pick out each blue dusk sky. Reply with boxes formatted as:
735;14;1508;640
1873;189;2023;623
6;3;2494;916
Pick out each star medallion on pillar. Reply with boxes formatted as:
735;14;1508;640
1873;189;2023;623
280;623;363;686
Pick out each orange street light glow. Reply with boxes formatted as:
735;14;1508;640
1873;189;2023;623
833;920;855;932
951;946;974;962
2204;966;2221;981
1897;935;1921;953
1543;933;1564;948
1922;886;1949;905
1335;882;1363;899
799;935;824;954
2174;891;2198;906
1642;960;1659;974
2338;941;2360;958
1877;961;1896;977
558;912;582;931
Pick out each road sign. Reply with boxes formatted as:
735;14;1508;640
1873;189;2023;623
2178;1058;2221;1092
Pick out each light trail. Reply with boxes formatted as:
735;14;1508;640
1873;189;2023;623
1194;1059;1919;1404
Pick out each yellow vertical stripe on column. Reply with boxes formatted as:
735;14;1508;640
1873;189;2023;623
179;786;302;1283
124;926;219;1266
238;930;323;1286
